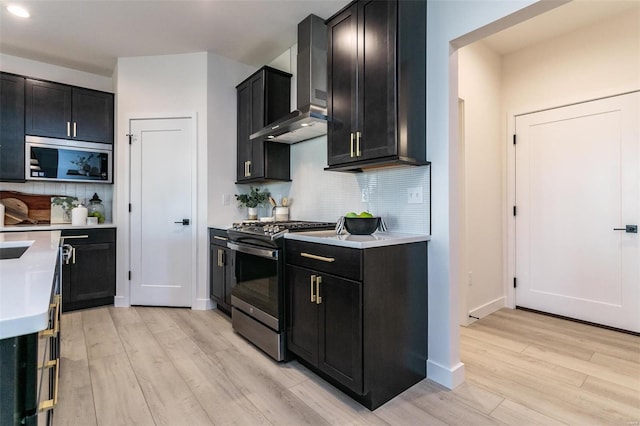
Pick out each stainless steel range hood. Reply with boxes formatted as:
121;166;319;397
250;14;327;144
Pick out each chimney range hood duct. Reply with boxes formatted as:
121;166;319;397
250;14;327;144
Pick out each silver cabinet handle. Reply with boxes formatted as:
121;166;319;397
73;122;77;137
316;276;322;304
213;236;228;241
310;275;316;303
356;131;362;157
350;133;355;158
67;122;71;137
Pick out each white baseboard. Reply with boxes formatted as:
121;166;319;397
426;360;465;389
192;298;214;311
114;295;129;308
468;296;505;321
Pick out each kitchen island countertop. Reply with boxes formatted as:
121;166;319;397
0;230;61;339
284;230;430;249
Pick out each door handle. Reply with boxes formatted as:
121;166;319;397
174;219;190;225
613;225;638;233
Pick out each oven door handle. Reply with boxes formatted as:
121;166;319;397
227;242;279;260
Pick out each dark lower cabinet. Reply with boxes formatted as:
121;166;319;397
61;228;116;312
287;265;363;393
0;73;26;182
286;239;427;410
209;228;234;314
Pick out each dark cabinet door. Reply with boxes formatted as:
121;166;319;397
26;79;114;144
326;3;358;166
72;87;114;144
223;247;235;307
210;244;225;302
287;264;363;393
236;81;252;182
25;79;72;140
357;0;397;161
317;272;363;394
286;265;319;365
249;73;265;179
0;73;26;182
61;229;116;312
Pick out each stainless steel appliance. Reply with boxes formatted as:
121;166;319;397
227;220;335;361
25;135;113;183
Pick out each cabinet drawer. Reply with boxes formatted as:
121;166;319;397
285;240;361;281
61;228;115;244
209;228;229;248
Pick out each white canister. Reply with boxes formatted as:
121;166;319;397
71;204;88;226
0;202;4;228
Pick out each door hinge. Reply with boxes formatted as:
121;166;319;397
513;206;517;216
128;271;131;280
513;277;517;288
126;133;133;144
128;203;132;212
513;134;516;145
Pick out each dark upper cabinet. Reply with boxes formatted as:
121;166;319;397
0;73;26;182
25;79;114;144
61;228;116;313
236;66;292;183
326;0;427;172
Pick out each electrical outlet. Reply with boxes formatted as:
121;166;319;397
222;194;230;206
467;271;473;286
407;187;423;204
361;188;369;202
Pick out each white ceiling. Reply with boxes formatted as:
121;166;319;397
1;0;638;77
0;0;350;76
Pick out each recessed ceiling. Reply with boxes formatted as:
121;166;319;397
482;0;640;55
0;0;350;76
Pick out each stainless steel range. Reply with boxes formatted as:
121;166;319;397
227;220;335;361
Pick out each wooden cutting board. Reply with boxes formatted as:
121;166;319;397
0;191;52;224
2;198;37;225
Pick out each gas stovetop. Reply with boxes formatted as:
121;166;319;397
229;220;336;240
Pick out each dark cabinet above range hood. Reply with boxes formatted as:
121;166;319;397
250;14;327;144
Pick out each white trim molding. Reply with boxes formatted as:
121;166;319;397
427;360;465;390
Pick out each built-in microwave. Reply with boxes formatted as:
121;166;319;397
25;136;113;183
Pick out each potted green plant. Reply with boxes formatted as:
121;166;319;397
235;186;270;219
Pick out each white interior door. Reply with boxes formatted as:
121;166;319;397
514;92;639;332
130;117;194;307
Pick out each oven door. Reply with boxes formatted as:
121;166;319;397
228;242;281;331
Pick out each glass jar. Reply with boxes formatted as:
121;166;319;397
87;193;106;223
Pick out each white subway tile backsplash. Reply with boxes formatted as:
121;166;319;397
257;136;430;235
0;181;114;223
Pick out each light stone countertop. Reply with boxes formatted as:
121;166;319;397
284;230;430;249
0;223;116;232
0;230;61;339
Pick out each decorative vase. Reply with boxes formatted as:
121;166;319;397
247;207;258;220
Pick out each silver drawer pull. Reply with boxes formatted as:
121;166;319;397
61;235;89;240
213;236;228;241
310;275;316;303
300;252;335;263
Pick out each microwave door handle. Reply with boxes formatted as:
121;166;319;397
227;242;278;260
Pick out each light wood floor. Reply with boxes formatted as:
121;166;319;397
54;306;640;425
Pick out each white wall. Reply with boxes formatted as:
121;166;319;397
456;8;640;327
502;8;640;113
426;0;551;389
206;54;256;228
458;42;503;323
114;52;209;309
